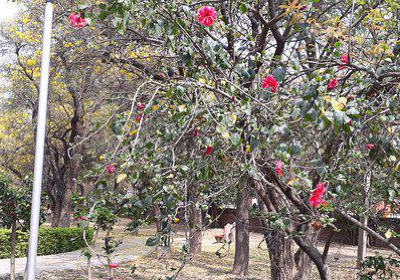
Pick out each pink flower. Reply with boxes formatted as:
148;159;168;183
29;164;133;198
204;145;213;156
365;144;374;150
106;164;115;174
137;102;145;111
262;75;278;92
198;6;217;27
327;78;338;90
78;216;88;221
309;182;326;208
339;54;349;69
69;12;88;29
108;263;118;268
275;160;283;178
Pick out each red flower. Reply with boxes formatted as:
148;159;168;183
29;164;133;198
365;144;374;150
262;75;278;92
347;120;352;126
204;145;213;156
137;102;145;111
309;182;326;208
231;95;235;102
78;216;88;221
69;13;88;29
327;78;338;90
275;160;283;178
339;54;349;69
135;112;144;123
106;164;115;174
193;128;199;137
198;6;217;27
108;263;118;268
299;5;307;11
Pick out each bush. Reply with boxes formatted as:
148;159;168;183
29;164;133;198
0;227;93;259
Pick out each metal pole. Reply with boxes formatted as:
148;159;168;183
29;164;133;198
26;1;54;279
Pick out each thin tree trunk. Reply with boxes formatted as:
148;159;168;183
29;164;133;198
10;218;17;280
87;257;92;280
188;184;202;257
232;181;249;276
92;227;100;245
51;200;62;227
154;203;162;233
357;171;371;267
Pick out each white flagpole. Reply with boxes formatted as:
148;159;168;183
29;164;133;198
26;1;54;279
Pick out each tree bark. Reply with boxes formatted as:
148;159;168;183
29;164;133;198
357;171;371;267
232;180;249;276
10;217;17;280
60;184;73;227
51;199;62;227
188;184;202;257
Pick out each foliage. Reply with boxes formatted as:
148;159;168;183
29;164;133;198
0;227;93;258
359;253;400;280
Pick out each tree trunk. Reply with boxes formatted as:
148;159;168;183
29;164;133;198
357;171;371;268
188;184;202;257
232;181;249;276
154;202;162;233
60;184;73;227
256;181;315;280
87;256;92;280
10;217;17;280
267;230;295;280
51;200;62;227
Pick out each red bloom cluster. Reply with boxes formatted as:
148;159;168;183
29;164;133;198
275;160;283;178
309;182;327;208
339;54;349;69
193;128;199;137
136;112;144;123
262;75;278;92
365;143;374;150
108;263;118;268
205;145;213;156
106;164;115;174
198;6;217;27
327;78;338;90
137;102;145;111
69;13;88;28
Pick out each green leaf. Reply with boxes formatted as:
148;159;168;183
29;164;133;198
239;3;248;13
145;236;160;246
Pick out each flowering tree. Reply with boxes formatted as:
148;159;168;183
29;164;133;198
73;1;400;279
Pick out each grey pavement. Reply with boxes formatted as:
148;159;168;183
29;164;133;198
0;235;151;280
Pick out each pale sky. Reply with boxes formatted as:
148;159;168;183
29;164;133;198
0;0;19;20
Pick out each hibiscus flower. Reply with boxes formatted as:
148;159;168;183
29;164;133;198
262;75;278;92
198;6;217;27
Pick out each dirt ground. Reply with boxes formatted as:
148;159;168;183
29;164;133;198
38;224;399;280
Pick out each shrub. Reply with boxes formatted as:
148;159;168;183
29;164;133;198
0;227;93;259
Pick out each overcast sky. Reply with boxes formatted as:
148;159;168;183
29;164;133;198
0;0;19;21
